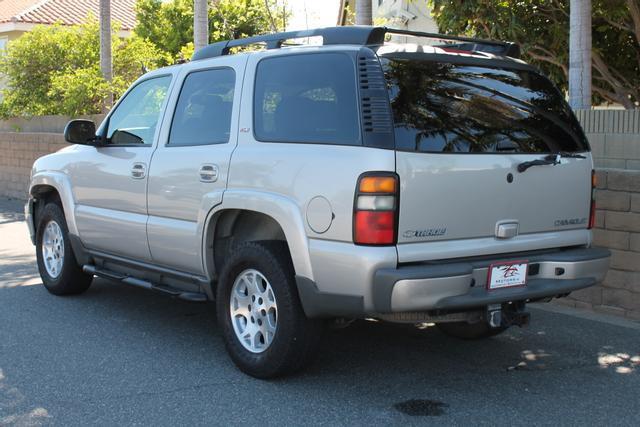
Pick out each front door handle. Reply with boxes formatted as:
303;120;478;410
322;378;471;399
131;162;146;179
199;164;219;183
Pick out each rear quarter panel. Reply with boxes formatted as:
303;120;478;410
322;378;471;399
228;142;395;243
231;48;396;244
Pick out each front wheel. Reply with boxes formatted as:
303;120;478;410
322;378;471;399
35;202;93;295
216;241;322;378
436;321;507;340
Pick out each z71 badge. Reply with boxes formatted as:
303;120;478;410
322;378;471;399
554;217;587;227
403;228;447;238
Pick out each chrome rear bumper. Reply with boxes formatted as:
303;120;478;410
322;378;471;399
373;247;610;313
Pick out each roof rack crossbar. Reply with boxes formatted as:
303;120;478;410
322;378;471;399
383;27;521;58
191;26;520;61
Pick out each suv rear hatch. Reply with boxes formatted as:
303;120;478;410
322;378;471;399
380;54;593;261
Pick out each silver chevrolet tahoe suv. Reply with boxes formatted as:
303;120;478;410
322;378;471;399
26;27;610;378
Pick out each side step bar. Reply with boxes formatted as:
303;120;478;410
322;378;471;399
82;265;208;302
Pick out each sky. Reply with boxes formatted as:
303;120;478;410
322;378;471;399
283;0;341;31
158;0;341;32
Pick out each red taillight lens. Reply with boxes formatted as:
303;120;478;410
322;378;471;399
353;173;398;245
354;211;395;245
589;170;596;229
589;200;596;229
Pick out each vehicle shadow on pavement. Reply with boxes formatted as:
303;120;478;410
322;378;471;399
1;278;639;424
0;253;39;288
0;198;24;225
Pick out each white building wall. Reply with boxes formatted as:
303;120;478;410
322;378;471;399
372;0;438;32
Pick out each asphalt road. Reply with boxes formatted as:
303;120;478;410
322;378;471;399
1;197;639;426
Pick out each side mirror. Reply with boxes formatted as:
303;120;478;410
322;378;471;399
64;120;98;145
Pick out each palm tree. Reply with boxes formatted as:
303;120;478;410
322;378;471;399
355;0;372;26
568;0;591;109
194;0;209;52
100;0;112;109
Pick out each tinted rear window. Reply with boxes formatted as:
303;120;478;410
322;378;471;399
253;53;360;145
169;68;235;146
381;57;589;154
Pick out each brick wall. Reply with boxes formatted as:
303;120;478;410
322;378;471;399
555;169;640;320
1;111;639;319
0;132;66;199
575;109;640;170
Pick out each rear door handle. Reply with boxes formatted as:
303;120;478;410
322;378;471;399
131;162;146;179
199;164;219;183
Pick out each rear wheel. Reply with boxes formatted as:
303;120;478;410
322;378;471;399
436;321;507;340
216;241;322;378
35;202;92;295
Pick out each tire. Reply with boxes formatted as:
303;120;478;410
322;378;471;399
436;321;507;340
35;202;93;295
216;241;322;378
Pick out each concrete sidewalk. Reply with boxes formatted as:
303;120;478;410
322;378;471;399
0;197;40;289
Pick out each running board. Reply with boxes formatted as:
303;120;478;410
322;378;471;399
82;265;208;302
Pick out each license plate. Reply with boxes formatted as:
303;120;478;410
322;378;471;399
487;260;528;290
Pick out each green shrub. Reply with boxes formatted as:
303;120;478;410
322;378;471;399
0;21;169;117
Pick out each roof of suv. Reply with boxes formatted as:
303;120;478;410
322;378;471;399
191;26;522;63
141;27;531;85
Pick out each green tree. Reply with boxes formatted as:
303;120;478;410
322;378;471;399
429;0;640;108
134;0;193;60
134;0;289;61
0;21;168;117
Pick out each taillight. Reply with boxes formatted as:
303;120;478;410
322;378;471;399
589;170;596;229
353;174;398;245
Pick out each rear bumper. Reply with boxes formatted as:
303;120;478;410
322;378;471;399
373;247;610;313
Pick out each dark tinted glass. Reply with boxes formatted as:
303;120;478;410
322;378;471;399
254;53;360;145
169;68;235;146
381;58;589;154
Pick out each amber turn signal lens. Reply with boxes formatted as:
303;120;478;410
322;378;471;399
592;171;597;188
358;176;397;193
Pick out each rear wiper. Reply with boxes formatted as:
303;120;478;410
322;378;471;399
518;152;587;173
517;154;560;173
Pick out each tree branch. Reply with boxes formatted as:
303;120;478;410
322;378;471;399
626;0;640;46
537;2;569;18
527;47;568;76
599;16;633;32
592;85;634;109
592;50;638;108
592;50;625;88
263;0;278;32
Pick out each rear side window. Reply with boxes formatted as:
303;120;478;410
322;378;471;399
381;57;589;154
169;68;235;146
253;53;360;145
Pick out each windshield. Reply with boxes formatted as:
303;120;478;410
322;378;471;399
380;57;589;154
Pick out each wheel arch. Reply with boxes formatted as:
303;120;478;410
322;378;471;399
202;190;313;287
29;172;78;236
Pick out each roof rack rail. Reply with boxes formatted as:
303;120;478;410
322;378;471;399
383;28;521;58
191;26;520;61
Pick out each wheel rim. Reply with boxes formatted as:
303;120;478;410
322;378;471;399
229;269;278;354
41;220;64;279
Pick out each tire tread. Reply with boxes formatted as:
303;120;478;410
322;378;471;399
36;202;92;295
216;240;321;378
